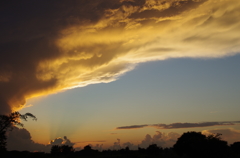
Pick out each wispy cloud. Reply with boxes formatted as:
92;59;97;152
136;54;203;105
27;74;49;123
117;124;149;129
116;121;240;130
74;140;106;144
1;0;240;113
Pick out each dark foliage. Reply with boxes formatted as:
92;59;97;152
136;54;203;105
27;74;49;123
0;112;37;132
75;144;99;157
51;145;74;155
173;131;230;158
0;131;6;152
146;144;163;155
0;111;36;153
230;142;240;156
173;131;206;157
50;145;61;155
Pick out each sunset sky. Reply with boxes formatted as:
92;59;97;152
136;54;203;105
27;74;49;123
1;0;240;152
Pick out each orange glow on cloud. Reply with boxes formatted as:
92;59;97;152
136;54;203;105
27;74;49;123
38;0;240;98
1;0;240;113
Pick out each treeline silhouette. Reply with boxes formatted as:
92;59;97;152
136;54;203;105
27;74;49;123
1;131;240;158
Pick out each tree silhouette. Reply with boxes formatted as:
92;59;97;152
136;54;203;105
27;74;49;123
79;144;99;156
50;145;61;155
83;144;92;151
205;133;229;157
230;142;240;155
173;131;206;157
146;144;162;156
51;145;74;155
0;111;37;152
0;131;6;152
173;131;229;158
61;145;74;154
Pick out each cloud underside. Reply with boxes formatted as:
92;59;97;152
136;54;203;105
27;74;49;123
1;0;240;113
116;121;240;130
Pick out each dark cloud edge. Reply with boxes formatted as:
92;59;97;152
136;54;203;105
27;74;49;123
116;121;240;130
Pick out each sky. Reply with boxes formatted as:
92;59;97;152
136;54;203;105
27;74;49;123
1;0;240;152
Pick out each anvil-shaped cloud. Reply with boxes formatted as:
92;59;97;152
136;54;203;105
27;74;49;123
1;0;240;113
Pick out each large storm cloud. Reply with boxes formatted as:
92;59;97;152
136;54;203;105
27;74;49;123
1;0;240;114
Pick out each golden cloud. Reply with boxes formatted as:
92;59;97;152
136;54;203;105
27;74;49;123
0;0;240;113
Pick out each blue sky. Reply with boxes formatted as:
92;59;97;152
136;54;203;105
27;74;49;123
21;54;240;148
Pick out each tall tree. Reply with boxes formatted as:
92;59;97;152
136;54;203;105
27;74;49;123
0;111;36;152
